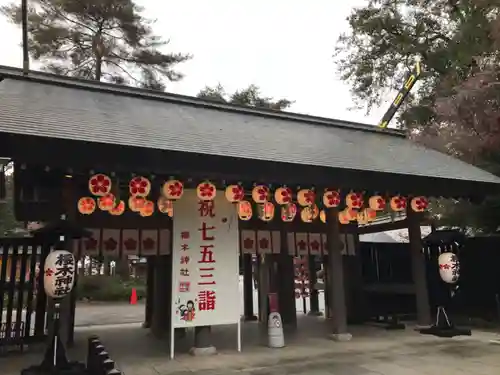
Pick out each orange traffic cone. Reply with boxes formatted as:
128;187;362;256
130;288;138;305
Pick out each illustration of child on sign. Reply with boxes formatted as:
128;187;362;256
179;300;196;322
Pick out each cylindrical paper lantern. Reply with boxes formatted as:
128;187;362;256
368;195;385;211
356;211;368;225
297;189;315;207
77;197;96;215
438;252;460;284
162;180;184;200
140;200;155;217
225;185;244;203
129;196;146;212
346;192;363;209
129;176;151;197
88;174;112;196
98;193;115;211
258;202;275;222
157;196;174;217
320;210;326;223
44;250;76;298
364;208;377;221
237;200;253;221
338;211;350;224
411;196;429;212
281;203;297;222
275;187;293;205
109;200;125;216
323;189;340;208
343;208;358;221
390;196;407;212
252;185;269;204
197;181;216;201
300;207;313;223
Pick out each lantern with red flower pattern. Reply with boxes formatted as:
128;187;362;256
410;196;428;212
390;196;407;212
258;202;275;222
364;208;377;221
252;185;269;204
197;182;216;201
342;208;358;221
297;189;316;207
346;192;363;209
225;185;244;203
88;174;112;196
98;193;115;211
140;200;155;217
338;211;350;224
369;195;386;211
300;205;319;223
275;187;293;205
323;189;340;208
109;201;125;216
129;176;151;197
158;196;174;217
357;211;368;225
162;180;184;200
237;201;253;221
77;197;96;215
281;203;297;222
129;196;146;212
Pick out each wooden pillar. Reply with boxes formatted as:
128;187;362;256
257;255;271;326
143;256;155;328
326;208;351;341
278;229;297;327
151;255;171;338
407;207;432;327
243;254;257;320
307;255;321;315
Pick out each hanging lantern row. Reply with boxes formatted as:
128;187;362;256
79;174;430;223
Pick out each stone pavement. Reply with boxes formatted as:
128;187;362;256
3;315;500;375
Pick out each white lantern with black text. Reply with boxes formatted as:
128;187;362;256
44;250;76;299
438;252;460;284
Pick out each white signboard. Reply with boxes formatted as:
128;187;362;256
44;250;76;299
171;189;240;328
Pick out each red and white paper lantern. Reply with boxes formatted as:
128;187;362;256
44;250;76;299
162;180;184;200
411;196;429;212
140;200;155;217
275;187;293;205
98;193;115;211
390;196;407;212
369;195;385;211
364;208;377;221
438;252;460;284
129;196;146;212
237;200;253;221
342;208;358;221
323;189;340;208
88;174;112;196
129;176;151;197
252;185;270;204
297;189;315;207
197;182;216;201
281;203;297;222
109;200;125;216
157;196;174;217
77;197;96;215
338;210;350;224
225;185;244;203
346;192;363;209
258;202;275;222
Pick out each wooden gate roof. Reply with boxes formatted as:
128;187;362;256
0;66;498;198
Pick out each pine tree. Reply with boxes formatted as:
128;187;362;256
2;0;192;90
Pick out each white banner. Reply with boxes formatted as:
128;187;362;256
171;189;240;327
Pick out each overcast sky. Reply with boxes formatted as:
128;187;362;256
0;0;389;125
